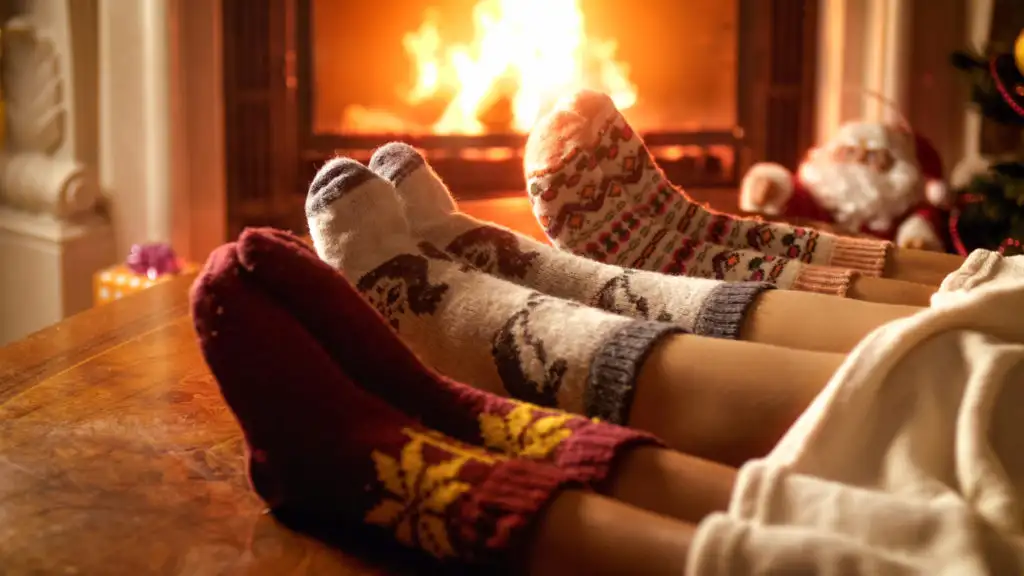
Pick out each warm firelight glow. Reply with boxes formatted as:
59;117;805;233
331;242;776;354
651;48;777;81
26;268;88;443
344;0;636;135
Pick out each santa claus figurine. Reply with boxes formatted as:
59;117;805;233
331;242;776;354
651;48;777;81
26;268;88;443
739;121;952;251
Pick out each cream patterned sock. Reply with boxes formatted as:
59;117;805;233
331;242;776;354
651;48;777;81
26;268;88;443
306;157;683;423
369;142;774;340
523;91;877;296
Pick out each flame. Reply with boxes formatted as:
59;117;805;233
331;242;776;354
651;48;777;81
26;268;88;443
392;0;635;135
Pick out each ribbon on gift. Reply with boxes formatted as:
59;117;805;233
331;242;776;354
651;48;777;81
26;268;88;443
125;243;183;280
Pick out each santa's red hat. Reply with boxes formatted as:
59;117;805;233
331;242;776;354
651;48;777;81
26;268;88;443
909;130;951;208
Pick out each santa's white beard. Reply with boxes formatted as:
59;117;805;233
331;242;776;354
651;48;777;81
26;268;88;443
797;151;922;233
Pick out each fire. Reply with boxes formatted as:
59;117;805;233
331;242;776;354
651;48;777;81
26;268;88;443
345;0;636;135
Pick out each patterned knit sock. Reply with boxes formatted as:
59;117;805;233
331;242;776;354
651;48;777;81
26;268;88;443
368;142;772;340
528;89;891;276
525;144;853;296
306;158;683;423
235;227;661;488
190;242;574;566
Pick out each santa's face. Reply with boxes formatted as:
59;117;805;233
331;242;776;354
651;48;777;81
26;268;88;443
797;138;922;233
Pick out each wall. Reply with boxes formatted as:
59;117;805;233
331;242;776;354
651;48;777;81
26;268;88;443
815;0;974;174
0;0;115;345
99;0;227;263
98;0;172;257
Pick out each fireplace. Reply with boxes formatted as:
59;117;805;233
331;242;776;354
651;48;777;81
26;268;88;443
221;0;820;238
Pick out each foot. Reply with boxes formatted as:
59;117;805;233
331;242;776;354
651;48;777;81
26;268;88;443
235;226;663;486
369;141;773;340
305;158;684;423
522;95;854;296
525;89;891;278
190;242;572;566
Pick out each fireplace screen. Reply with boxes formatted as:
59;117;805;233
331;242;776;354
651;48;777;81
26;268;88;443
222;0;818;236
302;0;742;194
312;0;738;135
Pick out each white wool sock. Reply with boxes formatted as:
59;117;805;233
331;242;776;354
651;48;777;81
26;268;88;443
369;142;773;340
306;157;683;423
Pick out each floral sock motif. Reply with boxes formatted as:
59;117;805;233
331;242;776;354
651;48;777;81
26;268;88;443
190;242;574;566
368;141;772;340
526;89;891;278
305;158;683;422
235;227;661;487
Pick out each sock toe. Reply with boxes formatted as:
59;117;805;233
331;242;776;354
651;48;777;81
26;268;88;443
525;89;620;176
369;142;426;186
371;143;458;227
240;226;315;255
189;242;242;342
305;157;380;217
557;88;618;124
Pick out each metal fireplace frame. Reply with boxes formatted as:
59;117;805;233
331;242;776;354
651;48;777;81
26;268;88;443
222;0;820;236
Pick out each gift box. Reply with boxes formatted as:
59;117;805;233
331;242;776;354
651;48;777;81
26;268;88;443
93;243;198;306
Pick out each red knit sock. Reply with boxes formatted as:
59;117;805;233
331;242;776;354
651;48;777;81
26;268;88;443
233;227;661;489
190;242;572;566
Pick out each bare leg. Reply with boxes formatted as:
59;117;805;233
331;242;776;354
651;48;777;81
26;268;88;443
630;335;842;466
527;490;696;576
741;289;920;353
528;447;736;575
603;446;736;522
884;248;964;286
847;275;935;307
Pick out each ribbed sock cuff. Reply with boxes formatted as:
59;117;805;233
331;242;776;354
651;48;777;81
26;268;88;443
461;458;571;562
791;265;855;297
554;421;664;487
829;237;891;277
694;282;775;339
585;322;683;424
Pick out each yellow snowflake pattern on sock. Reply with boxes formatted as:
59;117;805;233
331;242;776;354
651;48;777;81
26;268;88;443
364;428;495;559
478;402;574;459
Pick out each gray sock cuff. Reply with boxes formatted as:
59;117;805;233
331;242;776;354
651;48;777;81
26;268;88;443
306;158;377;217
369;142;426;185
585;321;684;424
694;282;774;340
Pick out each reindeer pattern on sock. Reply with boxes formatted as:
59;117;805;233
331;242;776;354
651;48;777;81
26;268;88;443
490;292;581;408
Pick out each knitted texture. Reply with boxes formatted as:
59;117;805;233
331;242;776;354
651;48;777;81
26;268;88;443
236;226;662;484
523;90;884;295
190;241;574;567
369;141;774;340
305;159;683;419
938;249;1024;294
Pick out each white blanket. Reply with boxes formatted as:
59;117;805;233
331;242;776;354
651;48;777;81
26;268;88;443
688;251;1024;575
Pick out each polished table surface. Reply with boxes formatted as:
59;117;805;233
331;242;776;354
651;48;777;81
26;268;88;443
0;274;384;575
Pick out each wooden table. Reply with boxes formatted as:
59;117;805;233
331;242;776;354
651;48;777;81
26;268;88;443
0;274;381;575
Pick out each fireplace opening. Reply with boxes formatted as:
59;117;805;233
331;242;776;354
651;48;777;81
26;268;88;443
222;0;819;237
299;0;742;196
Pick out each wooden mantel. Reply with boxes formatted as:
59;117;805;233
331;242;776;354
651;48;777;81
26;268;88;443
0;276;383;574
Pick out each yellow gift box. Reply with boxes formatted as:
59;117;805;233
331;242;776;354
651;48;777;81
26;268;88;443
93;262;198;306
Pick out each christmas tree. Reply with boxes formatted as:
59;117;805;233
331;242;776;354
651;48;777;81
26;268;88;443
949;32;1024;256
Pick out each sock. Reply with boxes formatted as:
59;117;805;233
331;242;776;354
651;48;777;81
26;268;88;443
305;158;683;423
235;227;661;488
190;242;572;566
369;142;772;340
524;90;885;292
530;90;891;275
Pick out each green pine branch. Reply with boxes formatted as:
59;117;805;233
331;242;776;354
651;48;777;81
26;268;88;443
951;49;1024;127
